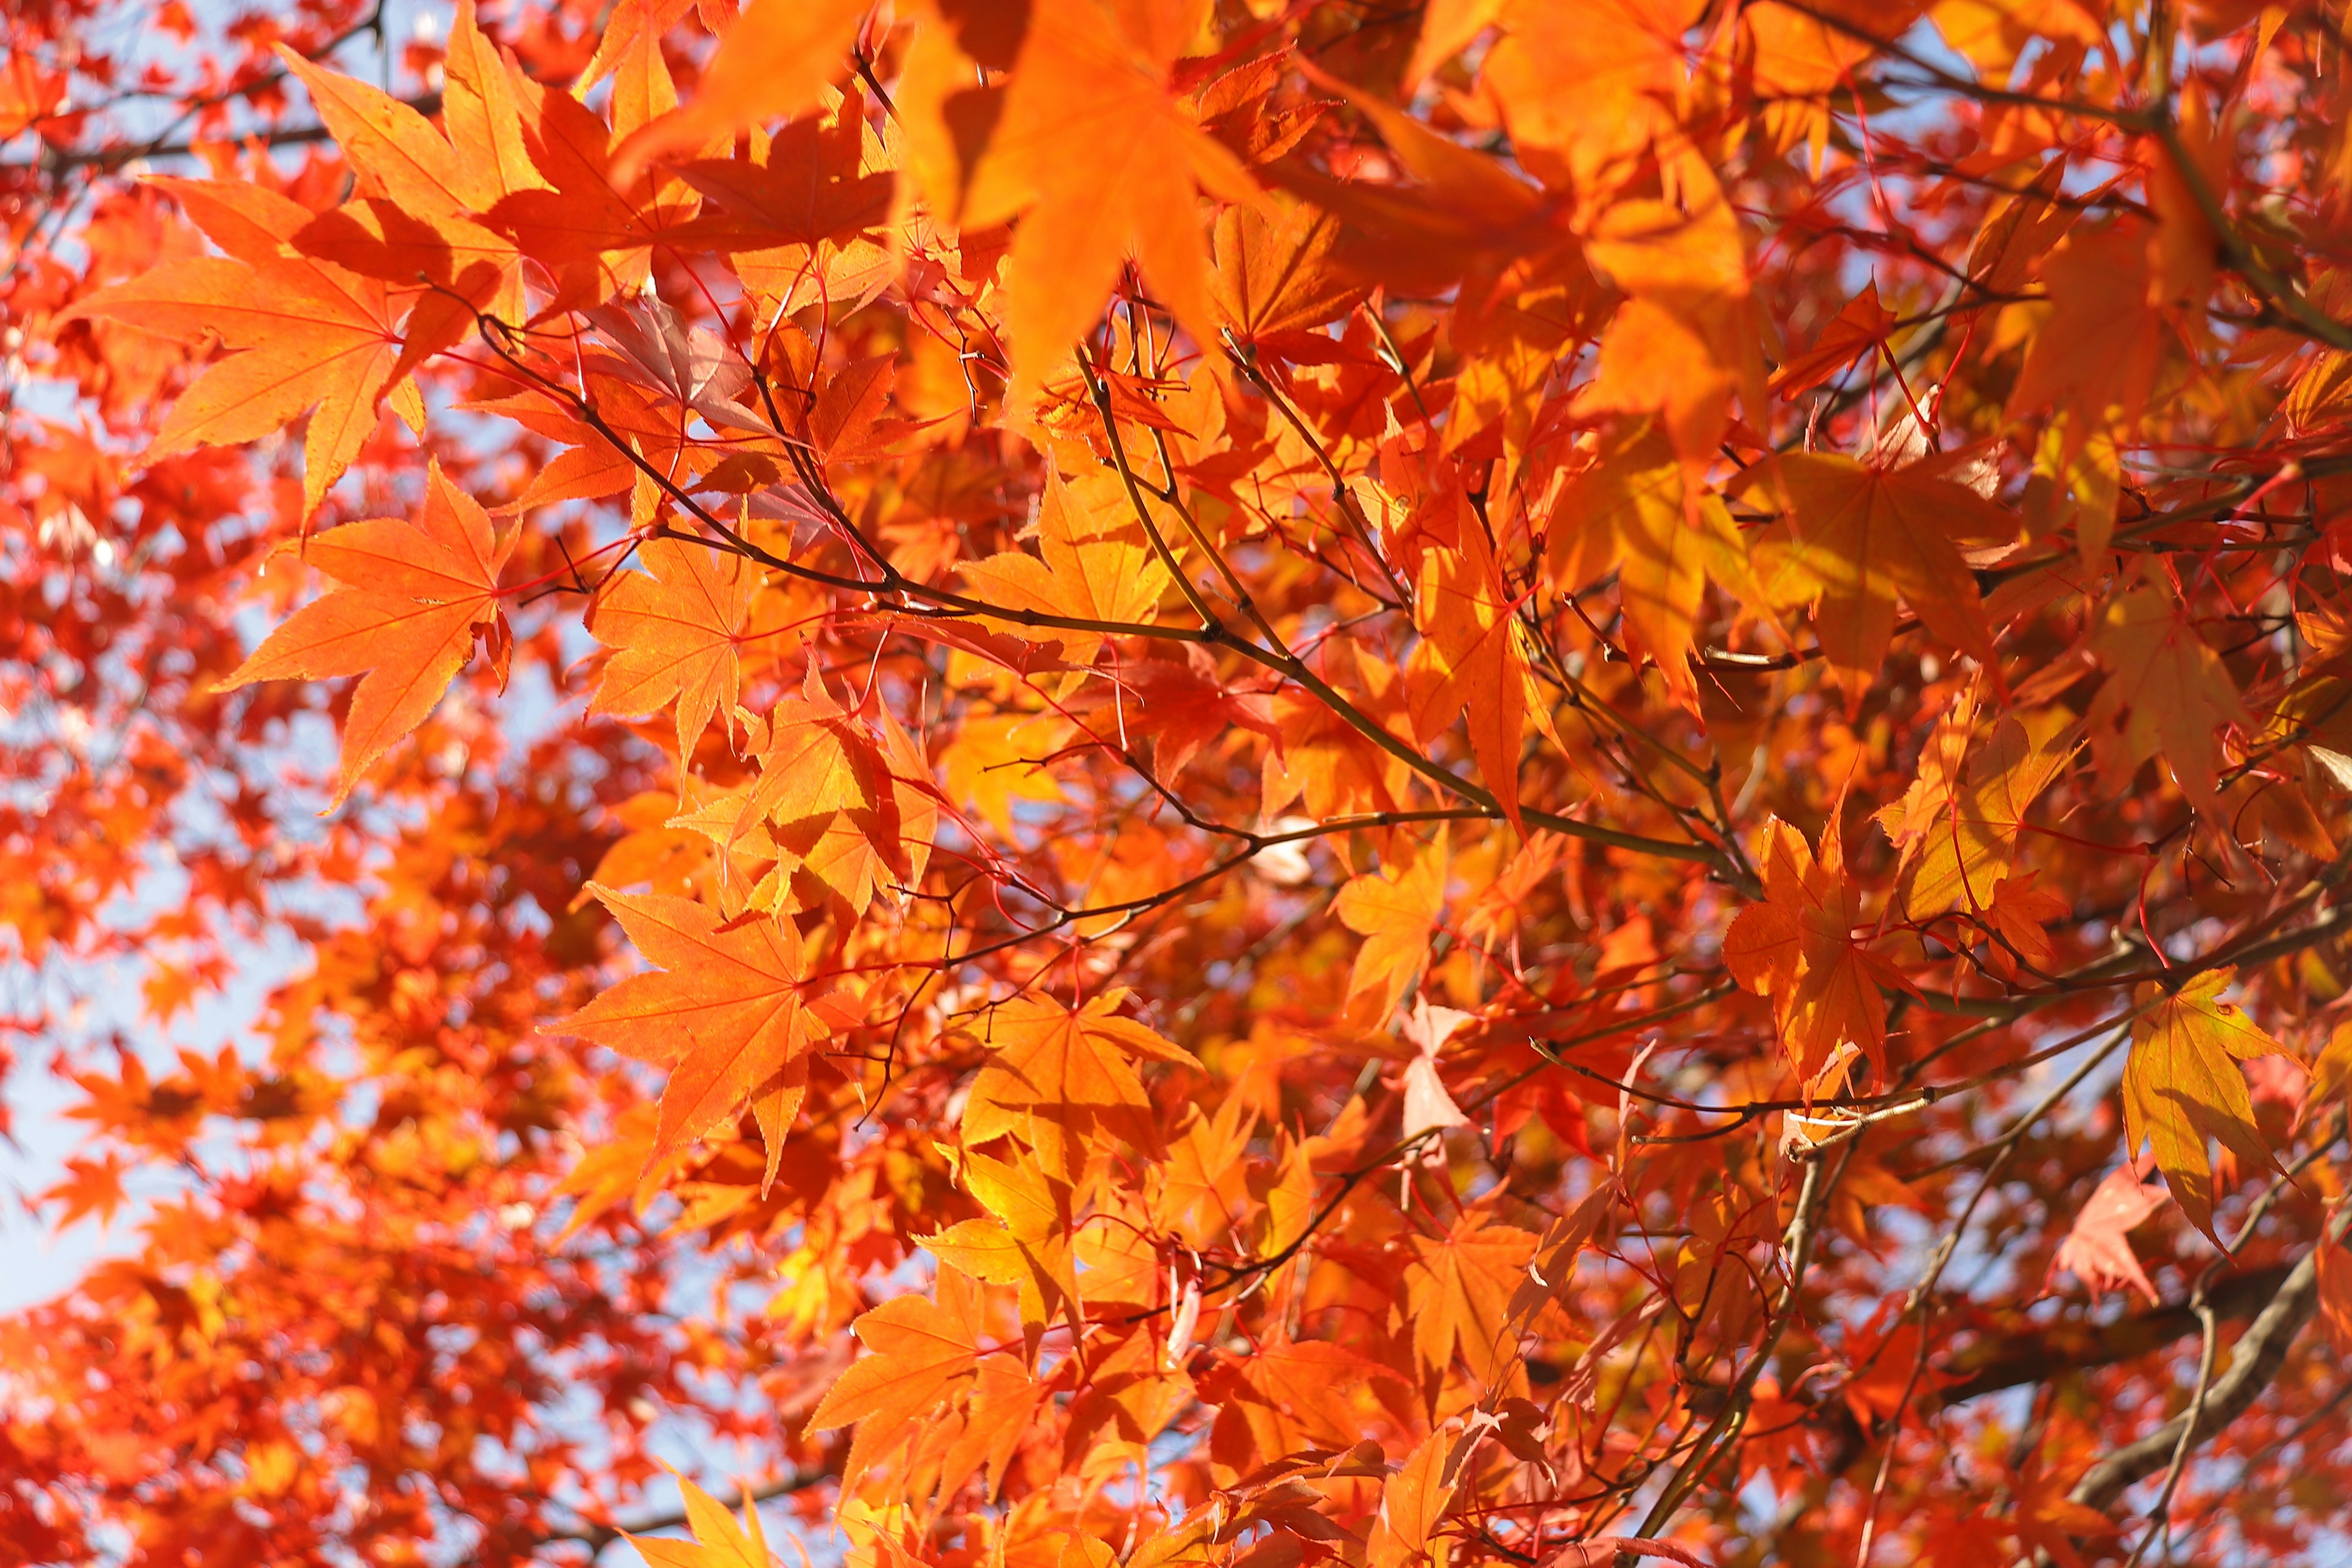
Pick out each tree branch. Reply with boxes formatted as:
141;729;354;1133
2068;1205;2352;1512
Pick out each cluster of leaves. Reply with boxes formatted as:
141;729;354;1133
15;0;2352;1565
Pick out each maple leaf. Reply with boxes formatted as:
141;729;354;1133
958;0;1259;393
627;1478;772;1568
1547;419;1768;700
727;679;913;919
215;461;511;805
45;1152;132;1232
1208;197;1368;345
1114;650;1281;782
609;0;872;185
557;884;820;1187
960;993;1199;1181
1725;813;1907;1087
1476;0;1703;197
2122;968;2282;1244
1365;1430;1456;1568
2004;1454;2120;1568
74;250;407;517
1336;831;1450;1025
807;1263;988;1447
1408;509;1532;832
2007;225;2162;561
439;0;548;207
488;40;698;307
1578;145;1768;469
1404;1207;1538;1384
588;537;760;758
2089;568;2250;813
940;1145;1081;1333
668;93;896;257
276;43;524;356
1893;707;2078;918
1765;452;2008;713
2044;1164;2169;1305
957;470;1172;663
1772;281;1896;399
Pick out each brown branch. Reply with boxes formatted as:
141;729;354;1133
1939;1262;2296;1404
2068;1204;2352;1512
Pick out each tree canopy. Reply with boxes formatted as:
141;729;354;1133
10;1;2352;1564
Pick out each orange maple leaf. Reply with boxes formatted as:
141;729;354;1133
960;993;1199;1182
1893;707;2079;918
75;250;409;517
1548;418;1768;702
957;470;1172;665
587;536;760;759
1403;1205;1538;1383
2089;567;2251;813
1336;831;1450;1025
807;1262;988;1447
627;1478;773;1568
1767;452;2009;712
1725;813;1907;1088
557;884;821;1188
608;0;872;186
959;0;1258;393
216;461;510;805
1409;510;1532;832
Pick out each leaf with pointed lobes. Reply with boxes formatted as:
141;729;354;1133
2007;224;2160;560
960;992;1200;1183
627;1477;773;1568
2124;968;2282;1245
71;247;406;518
1724;813;1907;1090
1547;418;1770;704
1408;502;1531;833
214;461;510;806
1208;196;1369;346
1112;648;1282;782
957;469;1172;665
1336;830;1450;1027
1578;145;1767;472
1893;706;2079;919
555;885;822;1187
274;42;527;352
587;535;760;760
2089;565;2251;814
1365;1428;1457;1568
1762;451;2010;715
2045;1164;2169;1305
958;0;1259;398
939;1145;1080;1335
1978;872;2069;982
2312;1017;2352;1111
1771;280;1896;399
1405;1205;1539;1384
488;38;691;308
807;1262;989;1446
440;0;548;208
609;0;872;187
